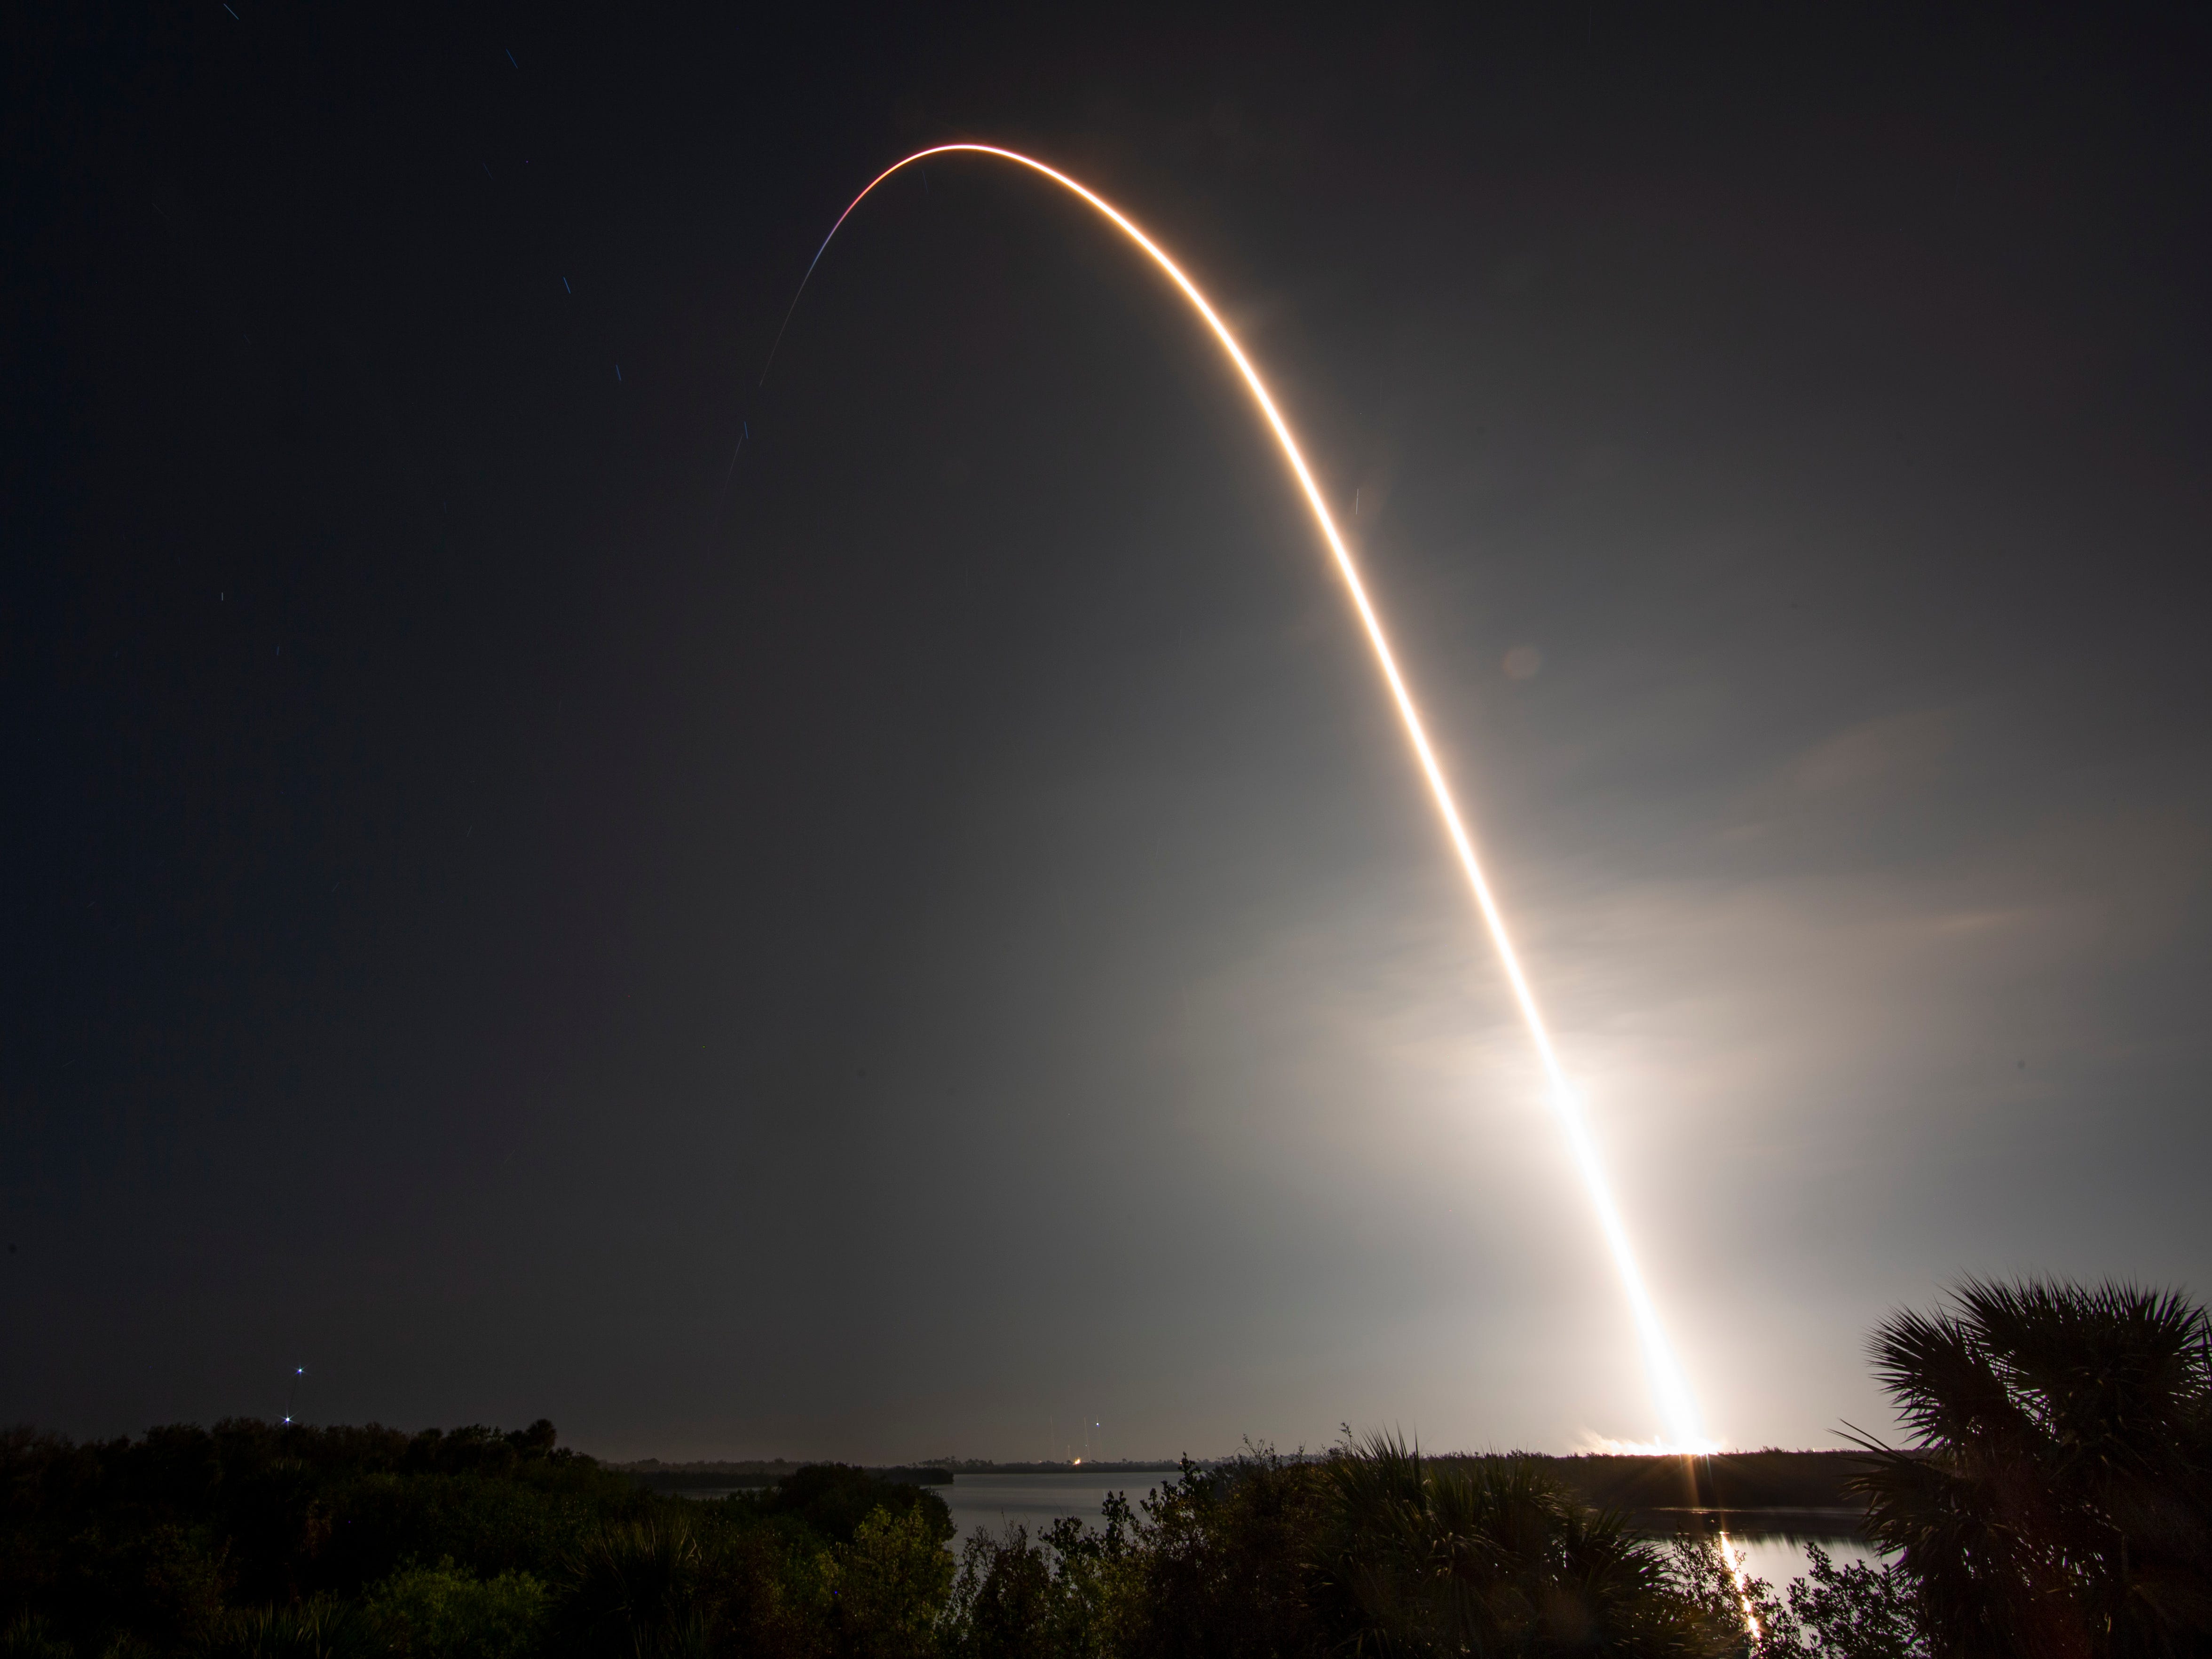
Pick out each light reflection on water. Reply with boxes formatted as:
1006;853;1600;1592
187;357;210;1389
943;1470;1184;1546
942;1475;1882;1588
1660;1511;1882;1588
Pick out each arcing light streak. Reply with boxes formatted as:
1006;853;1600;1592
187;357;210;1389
777;145;1707;1450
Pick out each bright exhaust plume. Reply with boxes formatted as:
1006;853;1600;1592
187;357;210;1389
776;144;1710;1452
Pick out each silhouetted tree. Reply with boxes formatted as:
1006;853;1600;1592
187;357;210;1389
1853;1280;2212;1659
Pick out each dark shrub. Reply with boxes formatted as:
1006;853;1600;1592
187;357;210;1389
1118;1452;1328;1659
1317;1437;1720;1658
745;1467;953;1551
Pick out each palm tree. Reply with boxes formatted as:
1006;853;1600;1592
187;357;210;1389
1853;1279;2212;1659
565;1517;714;1658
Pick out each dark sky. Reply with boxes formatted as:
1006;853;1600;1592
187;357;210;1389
6;4;2209;1460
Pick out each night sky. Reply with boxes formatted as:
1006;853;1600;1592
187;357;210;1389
7;5;2209;1461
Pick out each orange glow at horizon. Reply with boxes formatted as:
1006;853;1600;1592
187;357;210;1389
783;144;1711;1452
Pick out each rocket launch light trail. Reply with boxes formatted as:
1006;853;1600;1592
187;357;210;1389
774;145;1710;1452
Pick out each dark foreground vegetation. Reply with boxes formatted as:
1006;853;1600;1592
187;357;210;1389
5;1280;2207;1658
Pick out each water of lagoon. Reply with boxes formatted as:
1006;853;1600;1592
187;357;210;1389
939;1472;1880;1589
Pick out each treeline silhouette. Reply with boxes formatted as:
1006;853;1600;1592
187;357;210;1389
618;1467;955;1494
1438;1450;1872;1515
3;1279;2207;1657
0;1424;952;1659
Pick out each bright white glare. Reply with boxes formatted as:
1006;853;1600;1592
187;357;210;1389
1583;1433;1723;1458
1719;1527;1763;1639
796;145;1711;1451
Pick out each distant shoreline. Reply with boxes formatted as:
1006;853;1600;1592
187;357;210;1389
608;1449;1876;1514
